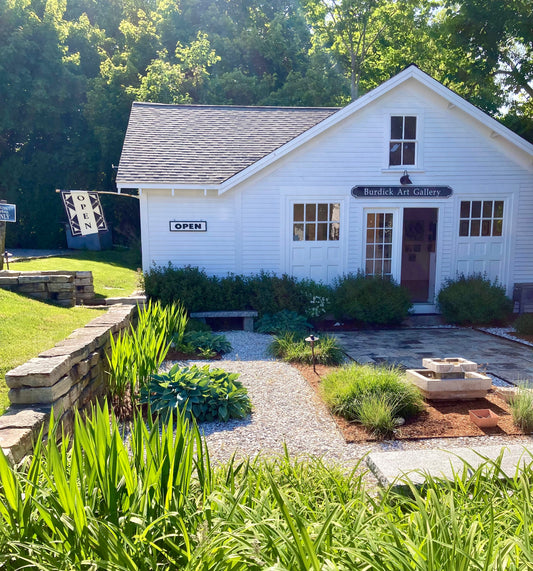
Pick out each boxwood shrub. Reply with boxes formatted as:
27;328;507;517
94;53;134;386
437;274;512;325
332;271;412;325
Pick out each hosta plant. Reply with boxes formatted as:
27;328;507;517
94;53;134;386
255;310;312;334
170;330;232;356
141;363;251;422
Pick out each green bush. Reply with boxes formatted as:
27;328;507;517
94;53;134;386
356;394;398;438
509;388;533;432
437;274;512;325
514;313;533;335
173;330;233;355
269;332;345;365
141;363;251;422
321;363;424;423
255;310;312;334
143;265;329;317
332;271;412;325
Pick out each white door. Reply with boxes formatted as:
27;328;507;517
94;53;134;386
455;200;508;282
290;201;342;283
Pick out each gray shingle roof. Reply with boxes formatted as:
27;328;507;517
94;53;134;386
117;102;339;186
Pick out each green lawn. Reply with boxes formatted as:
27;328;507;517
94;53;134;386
0;247;142;414
9;247;142;298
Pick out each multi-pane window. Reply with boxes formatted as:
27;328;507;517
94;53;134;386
389;116;417;166
365;213;393;277
459;200;504;237
293;203;340;241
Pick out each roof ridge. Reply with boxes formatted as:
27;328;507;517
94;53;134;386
131;101;341;111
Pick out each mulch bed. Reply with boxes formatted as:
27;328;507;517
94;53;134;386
293;363;526;442
165;349;222;361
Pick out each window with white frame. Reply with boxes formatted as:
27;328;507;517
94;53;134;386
293;203;340;241
459;200;504;237
389;115;417;166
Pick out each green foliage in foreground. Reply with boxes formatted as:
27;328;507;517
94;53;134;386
172;330;233;357
141;363;251;422
321;363;424;427
107;300;187;407
10;248;141;299
514;313;533;335
269;333;346;365
1;402;533;568
0;290;105;415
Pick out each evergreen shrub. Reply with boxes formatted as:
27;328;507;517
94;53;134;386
255;310;312;334
332;271;412;325
436;274;512;325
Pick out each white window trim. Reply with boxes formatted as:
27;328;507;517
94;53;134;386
383;111;424;171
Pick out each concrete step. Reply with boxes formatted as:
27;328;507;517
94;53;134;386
367;444;533;488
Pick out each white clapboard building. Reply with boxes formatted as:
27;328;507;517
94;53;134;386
116;65;533;313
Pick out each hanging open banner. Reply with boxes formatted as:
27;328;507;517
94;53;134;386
61;191;108;236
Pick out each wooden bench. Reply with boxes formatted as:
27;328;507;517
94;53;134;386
189;310;258;331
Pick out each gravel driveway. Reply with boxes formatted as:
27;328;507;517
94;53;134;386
165;331;533;471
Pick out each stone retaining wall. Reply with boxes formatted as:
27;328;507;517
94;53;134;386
0;270;95;306
0;304;136;463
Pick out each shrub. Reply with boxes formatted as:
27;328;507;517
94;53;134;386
514;313;533;335
255;310;312;334
332;271;412;325
173;330;233;355
436;274;512;325
143;264;219;310
299;280;333;319
268;332;345;365
509;388;533;432
321;363;424;423
141;363;251;422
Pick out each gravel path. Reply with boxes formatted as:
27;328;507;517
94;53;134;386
164;331;533;472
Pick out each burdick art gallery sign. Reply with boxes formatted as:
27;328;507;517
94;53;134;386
351;186;453;198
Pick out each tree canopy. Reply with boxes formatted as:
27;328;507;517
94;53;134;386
0;0;531;247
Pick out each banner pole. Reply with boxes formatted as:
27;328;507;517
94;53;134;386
0;200;6;271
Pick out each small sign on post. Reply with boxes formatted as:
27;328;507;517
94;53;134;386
0;200;16;271
0;203;16;222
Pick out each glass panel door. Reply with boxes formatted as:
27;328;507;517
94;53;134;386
365;212;394;278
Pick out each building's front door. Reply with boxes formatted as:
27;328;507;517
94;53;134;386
400;208;438;303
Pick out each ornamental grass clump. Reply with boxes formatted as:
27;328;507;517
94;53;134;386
321;363;423;434
509;387;533;432
268;332;345;365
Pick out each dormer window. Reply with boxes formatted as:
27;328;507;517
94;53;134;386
389;116;417;166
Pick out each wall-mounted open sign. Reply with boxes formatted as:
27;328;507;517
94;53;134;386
169;221;207;232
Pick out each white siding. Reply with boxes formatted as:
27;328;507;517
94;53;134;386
140;78;533;296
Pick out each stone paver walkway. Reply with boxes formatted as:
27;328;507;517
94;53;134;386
335;328;533;385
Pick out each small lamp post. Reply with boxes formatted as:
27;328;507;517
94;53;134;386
3;250;9;270
305;334;319;374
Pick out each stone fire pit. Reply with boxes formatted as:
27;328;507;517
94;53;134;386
406;357;492;400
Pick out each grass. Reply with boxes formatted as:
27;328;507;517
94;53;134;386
9;247;142;298
268;332;345;365
0;290;106;414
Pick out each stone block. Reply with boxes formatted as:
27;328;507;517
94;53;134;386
48;275;73;283
39;337;93;362
76;278;93;286
55;300;73;307
19;275;50;284
0;276;19;285
76;357;91;377
9;374;73;405
0;406;49;431
0;271;20;277
0;428;35;464
6;355;72;389
47;375;90;417
18;283;46;293
28;292;49;299
47;283;74;293
56;291;75;300
75;271;93;279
